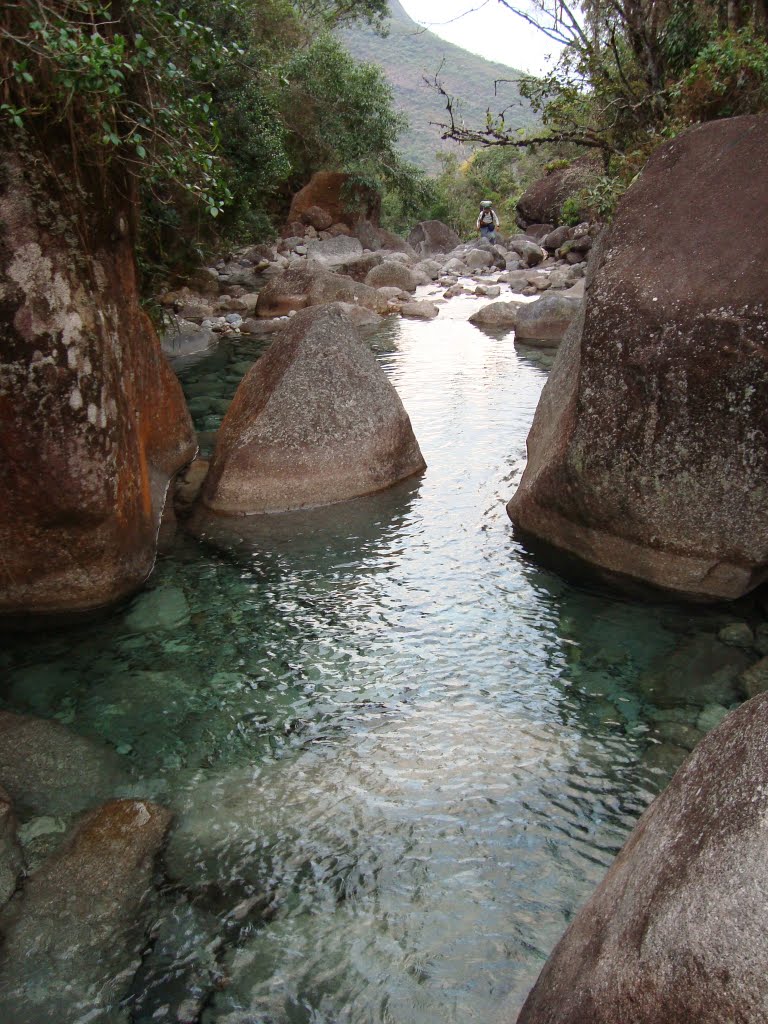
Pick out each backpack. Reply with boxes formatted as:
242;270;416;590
480;208;495;225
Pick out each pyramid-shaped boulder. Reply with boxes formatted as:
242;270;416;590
201;303;426;514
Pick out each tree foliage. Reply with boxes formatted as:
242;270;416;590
434;0;768;180
0;0;421;288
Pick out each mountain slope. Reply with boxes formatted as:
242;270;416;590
341;0;536;173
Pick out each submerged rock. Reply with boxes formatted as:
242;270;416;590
508;115;768;600
0;711;127;817
200;303;425;514
0;786;23;910
0;799;172;1024
514;693;768;1024
637;633;752;709
122;584;191;633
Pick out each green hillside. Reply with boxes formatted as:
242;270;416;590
340;0;537;173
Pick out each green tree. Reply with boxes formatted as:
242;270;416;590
434;0;768;182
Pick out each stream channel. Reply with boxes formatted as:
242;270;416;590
1;285;750;1023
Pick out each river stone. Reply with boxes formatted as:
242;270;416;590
407;220;461;256
469;302;523;327
512;293;582;345
637;633;752;709
240;317;284;336
0;799;172;1024
0;711;127;817
399;300;439;320
547;268;576;289
755;623;768;655
413;258;442;280
641;740;688;779
696;703;731;733
717;621;754;648
444;257;468;274
508;115;768;601
333;252;384;281
200;303;425;514
256;265;388;317
739;655;768;698
466;249;494;270
305;235;363;267
0;152;196;618
364;261;418;292
506;237;547;267
513;693;768;1024
301;204;333;231
332;301;382;326
0;786;22;910
122;584;191;633
305;272;390;314
542;225;573;250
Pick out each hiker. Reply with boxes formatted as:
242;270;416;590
477;200;499;242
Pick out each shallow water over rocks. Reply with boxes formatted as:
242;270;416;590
0;289;758;1023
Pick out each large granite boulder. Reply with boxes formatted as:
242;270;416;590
508;115;768;601
0;150;196;619
286;171;380;229
407;220;461;256
516;155;602;227
513;293;582;346
201;303;426;514
514;693;768;1024
355;219;416;255
0;798;172;1023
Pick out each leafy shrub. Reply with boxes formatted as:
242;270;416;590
673;28;768;121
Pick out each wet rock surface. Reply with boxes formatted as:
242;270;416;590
514;692;768;1024
0;711;128;817
0;798;172;1024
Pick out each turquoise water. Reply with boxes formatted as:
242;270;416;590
1;294;751;1023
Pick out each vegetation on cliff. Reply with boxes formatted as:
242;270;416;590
436;0;768;219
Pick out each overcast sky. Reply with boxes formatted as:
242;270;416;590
398;0;562;76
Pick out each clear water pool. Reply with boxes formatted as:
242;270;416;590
1;293;746;1023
